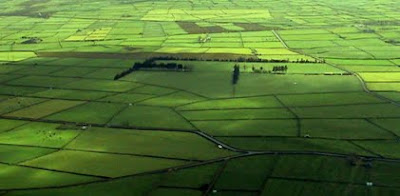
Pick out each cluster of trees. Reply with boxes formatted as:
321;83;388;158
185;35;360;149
21;36;42;44
293;58;325;63
251;65;265;73
137;59;187;70
272;65;288;72
249;65;289;74
114;58;189;80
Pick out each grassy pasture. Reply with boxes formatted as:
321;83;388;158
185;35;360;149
0;52;36;61
271;155;367;183
0;145;56;164
193;119;297;136
22;150;187;178
160;163;222;188
66;127;235;160
340;65;400;72
0;85;46;96
45;102;126;125
376;92;400;102
31;89;113;100
6;75;77;88
126;72;363;98
370;118;400;136
4;100;84;119
327;59;395;66
85;68;126;79
131;85;176;95
218;137;371;156
213;191;258;196
9;65;63;75
367;83;400;91
292;103;400;118
0;163;98;190
0;122;80;148
149;188;202;196
0;119;27;133
301;119;395;139
50;67;97;77
286;40;337;48
369;161;400;187
100;93;155;104
0;65;25;74
181;108;294;121
109;105;195;130
277;92;385;107
371;187;400;196
138;91;205;107
304;47;374;59
63;79;140;92
261;179;366;196
177;96;282;110
0;95;10;102
353;141;400;159
4;174;161;196
215;155;275;190
0;97;46;115
360;73;400;82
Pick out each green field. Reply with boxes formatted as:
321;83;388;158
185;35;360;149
0;0;400;195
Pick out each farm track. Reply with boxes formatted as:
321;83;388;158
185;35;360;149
272;30;288;49
1;112;400;161
278;29;400;108
2;88;400;192
2;94;400;192
326;62;400;107
2;145;400;192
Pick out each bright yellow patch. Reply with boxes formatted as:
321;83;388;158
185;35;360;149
0;52;36;61
65;27;112;41
142;9;271;21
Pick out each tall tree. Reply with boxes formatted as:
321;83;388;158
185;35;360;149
232;64;240;96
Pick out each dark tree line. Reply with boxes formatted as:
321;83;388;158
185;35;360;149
114;58;188;80
250;65;288;74
148;56;325;64
272;65;288;72
21;36;42;44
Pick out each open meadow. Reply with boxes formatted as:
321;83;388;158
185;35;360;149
0;0;400;195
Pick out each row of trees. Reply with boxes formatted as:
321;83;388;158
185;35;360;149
272;65;288;72
114;59;189;80
249;65;289;73
146;56;325;64
21;36;43;44
237;57;325;64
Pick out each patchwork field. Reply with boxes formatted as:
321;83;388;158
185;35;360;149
0;0;400;195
